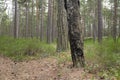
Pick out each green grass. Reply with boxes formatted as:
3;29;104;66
0;36;56;61
0;36;120;79
84;38;120;79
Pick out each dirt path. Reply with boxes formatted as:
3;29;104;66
0;56;97;80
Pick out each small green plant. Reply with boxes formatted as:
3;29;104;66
84;38;120;79
0;36;55;61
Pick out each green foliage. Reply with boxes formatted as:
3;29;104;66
96;39;120;67
84;38;120;79
0;36;120;79
0;36;55;61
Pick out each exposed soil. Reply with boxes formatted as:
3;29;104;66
0;56;98;80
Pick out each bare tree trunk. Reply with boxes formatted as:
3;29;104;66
36;0;40;38
14;0;19;38
51;0;56;42
113;0;117;42
64;0;85;67
47;0;52;43
97;0;103;43
118;17;120;38
25;1;29;37
30;0;34;38
40;0;44;41
57;0;68;52
93;2;97;42
53;0;58;42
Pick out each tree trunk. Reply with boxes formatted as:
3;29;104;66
14;0;19;38
64;0;85;67
57;0;68;52
40;0;44;41
113;0;117;42
118;17;120;38
51;0;57;42
30;0;34;38
97;0;103;43
25;1;29;37
47;0;52;43
93;2;97;42
36;0;40;38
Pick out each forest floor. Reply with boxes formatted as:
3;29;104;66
0;56;98;80
0;37;119;80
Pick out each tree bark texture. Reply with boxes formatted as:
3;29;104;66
25;1;29;37
47;0;53;43
57;0;68;52
64;0;85;67
40;0;44;41
98;0;103;43
113;0;117;42
14;0;19;38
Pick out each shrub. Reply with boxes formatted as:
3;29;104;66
0;36;55;61
84;38;120;79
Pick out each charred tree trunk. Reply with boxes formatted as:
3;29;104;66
64;0;85;67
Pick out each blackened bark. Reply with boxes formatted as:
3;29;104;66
64;0;67;10
64;0;85;67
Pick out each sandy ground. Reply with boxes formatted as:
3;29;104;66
0;56;98;80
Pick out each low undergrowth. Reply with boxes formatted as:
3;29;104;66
84;38;120;80
0;36;55;61
0;36;120;79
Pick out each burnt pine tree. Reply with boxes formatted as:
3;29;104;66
64;0;85;67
